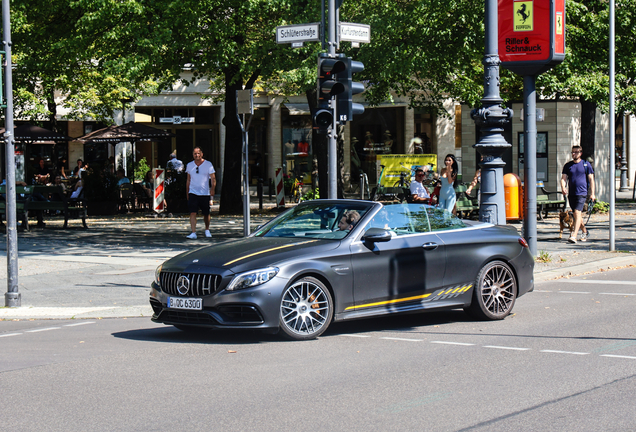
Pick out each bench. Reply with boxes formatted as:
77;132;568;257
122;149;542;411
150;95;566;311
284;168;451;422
455;183;480;219
536;185;566;221
30;185;88;228
0;185;34;230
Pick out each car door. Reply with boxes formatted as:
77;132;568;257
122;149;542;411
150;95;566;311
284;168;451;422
348;205;446;312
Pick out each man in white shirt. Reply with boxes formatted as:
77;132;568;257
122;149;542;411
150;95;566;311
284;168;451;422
185;147;216;239
409;167;430;203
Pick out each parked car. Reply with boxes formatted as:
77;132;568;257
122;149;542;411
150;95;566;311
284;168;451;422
150;200;534;340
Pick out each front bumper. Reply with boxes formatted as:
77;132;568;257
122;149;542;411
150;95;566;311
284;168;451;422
149;279;286;330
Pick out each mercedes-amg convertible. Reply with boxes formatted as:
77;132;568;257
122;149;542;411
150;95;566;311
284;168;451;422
150;200;534;340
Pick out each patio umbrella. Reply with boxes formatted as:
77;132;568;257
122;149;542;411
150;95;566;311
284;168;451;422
13;123;72;143
77;121;174;173
77;121;174;144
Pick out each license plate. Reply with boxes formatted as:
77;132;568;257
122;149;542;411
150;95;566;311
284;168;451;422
167;297;203;310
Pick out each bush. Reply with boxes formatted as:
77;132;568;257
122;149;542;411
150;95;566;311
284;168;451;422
592;200;609;214
134;157;150;182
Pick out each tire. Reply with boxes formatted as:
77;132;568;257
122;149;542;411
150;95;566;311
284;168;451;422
466;260;517;320
279;276;333;341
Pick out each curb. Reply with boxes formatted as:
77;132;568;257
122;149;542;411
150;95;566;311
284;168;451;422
534;255;636;283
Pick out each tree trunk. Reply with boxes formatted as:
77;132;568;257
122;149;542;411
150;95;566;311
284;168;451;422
580;98;596;162
219;67;245;215
47;87;58;132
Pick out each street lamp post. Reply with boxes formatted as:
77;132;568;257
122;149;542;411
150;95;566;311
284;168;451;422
471;0;512;225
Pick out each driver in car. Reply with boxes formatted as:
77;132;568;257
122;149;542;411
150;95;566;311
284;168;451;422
337;210;360;231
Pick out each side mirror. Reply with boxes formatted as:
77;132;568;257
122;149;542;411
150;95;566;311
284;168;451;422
361;228;392;243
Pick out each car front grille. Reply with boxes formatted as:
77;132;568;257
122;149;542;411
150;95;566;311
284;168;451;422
160;272;221;297
159;310;218;325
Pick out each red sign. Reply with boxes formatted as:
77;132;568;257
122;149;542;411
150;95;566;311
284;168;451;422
498;0;566;75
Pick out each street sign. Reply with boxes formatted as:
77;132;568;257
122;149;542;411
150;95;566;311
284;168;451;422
276;23;320;44
237;89;253;115
498;0;566;75
339;23;371;44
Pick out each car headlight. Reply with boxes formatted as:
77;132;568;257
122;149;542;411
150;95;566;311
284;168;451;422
226;267;279;291
154;264;163;286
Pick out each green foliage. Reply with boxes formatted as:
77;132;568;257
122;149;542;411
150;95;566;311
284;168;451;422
301;188;320;201
134;157;150;182
536;250;552;263
592;200;609;214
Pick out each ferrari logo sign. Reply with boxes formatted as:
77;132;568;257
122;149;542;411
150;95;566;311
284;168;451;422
514;1;533;31
556;12;563;34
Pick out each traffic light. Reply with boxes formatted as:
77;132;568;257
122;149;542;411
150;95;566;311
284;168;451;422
336;57;365;123
314;54;346;134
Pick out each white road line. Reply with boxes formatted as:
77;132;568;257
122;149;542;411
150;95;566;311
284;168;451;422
25;327;62;333
63;322;96;327
431;341;475;346
564;280;636;286
340;334;371;338
380;337;422;342
559;291;591;294
599;293;636;296
540;350;589;356
483;345;530;351
0;333;22;338
600;354;636;360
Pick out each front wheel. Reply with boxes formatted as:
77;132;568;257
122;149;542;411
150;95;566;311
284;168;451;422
279;277;333;341
466;260;517;320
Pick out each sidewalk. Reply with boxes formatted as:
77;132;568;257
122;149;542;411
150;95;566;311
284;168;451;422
0;193;634;320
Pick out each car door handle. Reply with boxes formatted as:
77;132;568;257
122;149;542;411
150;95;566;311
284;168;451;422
422;242;438;250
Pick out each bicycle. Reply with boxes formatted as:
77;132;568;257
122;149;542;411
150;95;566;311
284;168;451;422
370;165;395;202
291;176;303;203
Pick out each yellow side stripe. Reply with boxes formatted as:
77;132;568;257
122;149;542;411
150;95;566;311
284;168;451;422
223;240;316;266
345;293;431;311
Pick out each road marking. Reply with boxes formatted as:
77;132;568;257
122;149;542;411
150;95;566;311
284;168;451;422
25;327;61;333
565;280;636;286
483;345;530;351
63;322;96;327
559;291;591;294
380;337;422;342
0;333;22;338
600;354;636;360
340;334;370;338
540;350;589;355
431;341;475;346
599;293;636;296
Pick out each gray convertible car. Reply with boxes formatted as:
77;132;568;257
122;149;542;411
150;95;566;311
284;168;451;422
150;200;534;340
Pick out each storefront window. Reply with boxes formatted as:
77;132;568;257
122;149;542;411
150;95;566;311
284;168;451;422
281;110;313;186
350;107;403;185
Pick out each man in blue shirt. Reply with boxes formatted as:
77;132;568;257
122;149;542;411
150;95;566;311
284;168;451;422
561;146;595;244
116;168;130;186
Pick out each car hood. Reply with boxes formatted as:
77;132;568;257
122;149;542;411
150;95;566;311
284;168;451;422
162;236;340;274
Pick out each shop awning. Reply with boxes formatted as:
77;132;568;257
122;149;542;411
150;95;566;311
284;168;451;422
283;103;311;115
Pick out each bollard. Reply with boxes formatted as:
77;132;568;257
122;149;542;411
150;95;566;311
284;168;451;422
257;178;263;210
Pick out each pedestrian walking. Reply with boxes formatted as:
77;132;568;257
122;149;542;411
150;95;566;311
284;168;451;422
167;153;184;172
185;147;216;239
561;145;595;243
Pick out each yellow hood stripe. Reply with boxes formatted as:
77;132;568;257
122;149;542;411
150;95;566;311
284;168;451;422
345;293;432;311
224;240;316;266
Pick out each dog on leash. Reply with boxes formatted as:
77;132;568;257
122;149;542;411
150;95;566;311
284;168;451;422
558;210;574;239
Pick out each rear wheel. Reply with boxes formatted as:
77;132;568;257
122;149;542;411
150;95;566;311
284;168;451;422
279;277;333;341
466;260;517;320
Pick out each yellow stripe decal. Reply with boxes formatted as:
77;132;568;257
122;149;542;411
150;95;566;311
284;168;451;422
345;293;431;311
223;240;316;266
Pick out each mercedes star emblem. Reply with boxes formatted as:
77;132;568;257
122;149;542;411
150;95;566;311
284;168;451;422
176;275;190;296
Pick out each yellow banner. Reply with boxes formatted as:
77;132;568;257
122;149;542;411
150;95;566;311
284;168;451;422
514;1;533;32
377;154;437;187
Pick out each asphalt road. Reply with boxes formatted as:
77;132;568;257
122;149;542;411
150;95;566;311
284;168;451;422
1;267;635;432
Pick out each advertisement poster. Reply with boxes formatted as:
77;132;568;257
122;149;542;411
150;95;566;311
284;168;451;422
377;154;437;187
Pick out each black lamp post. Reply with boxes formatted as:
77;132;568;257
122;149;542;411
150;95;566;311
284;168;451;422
471;0;513;225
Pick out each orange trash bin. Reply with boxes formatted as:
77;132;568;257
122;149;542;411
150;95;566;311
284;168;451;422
504;173;523;221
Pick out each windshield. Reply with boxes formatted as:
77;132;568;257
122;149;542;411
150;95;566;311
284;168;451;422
254;201;374;240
